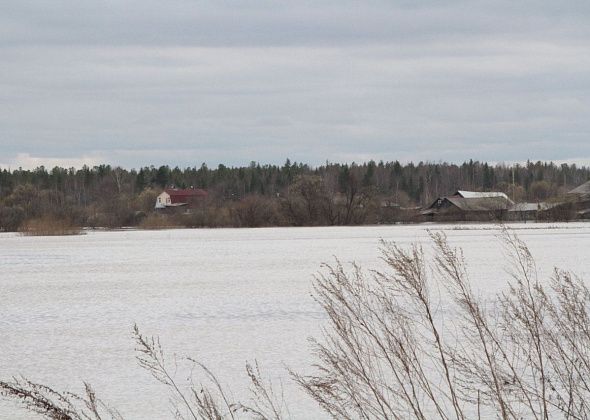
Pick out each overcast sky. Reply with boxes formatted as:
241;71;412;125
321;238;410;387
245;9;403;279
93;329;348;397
1;1;589;169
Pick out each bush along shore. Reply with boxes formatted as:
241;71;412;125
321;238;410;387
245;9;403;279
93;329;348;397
18;216;82;236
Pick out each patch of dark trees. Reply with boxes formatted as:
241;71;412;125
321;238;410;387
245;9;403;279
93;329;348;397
0;159;588;231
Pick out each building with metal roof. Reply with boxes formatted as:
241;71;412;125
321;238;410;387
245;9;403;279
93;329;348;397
422;191;514;221
455;190;511;200
568;180;590;197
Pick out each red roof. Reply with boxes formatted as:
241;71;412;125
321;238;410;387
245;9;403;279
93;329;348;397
165;188;208;204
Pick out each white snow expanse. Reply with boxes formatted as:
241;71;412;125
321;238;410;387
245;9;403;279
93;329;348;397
1;223;589;419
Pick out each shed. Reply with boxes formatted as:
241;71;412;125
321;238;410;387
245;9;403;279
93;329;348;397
507;202;555;221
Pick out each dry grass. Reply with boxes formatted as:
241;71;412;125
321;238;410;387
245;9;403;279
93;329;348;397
19;217;82;236
137;213;183;230
0;377;123;420
293;228;590;419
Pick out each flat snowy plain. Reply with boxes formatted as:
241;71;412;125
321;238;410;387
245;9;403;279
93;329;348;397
1;223;589;419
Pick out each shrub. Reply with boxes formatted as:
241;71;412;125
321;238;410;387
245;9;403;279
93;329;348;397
137;213;182;230
0;206;25;231
232;195;282;227
18;216;81;236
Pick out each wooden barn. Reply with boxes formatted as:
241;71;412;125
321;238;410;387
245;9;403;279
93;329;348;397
507;202;556;221
569;180;590;198
520;180;590;221
567;180;590;219
421;191;514;221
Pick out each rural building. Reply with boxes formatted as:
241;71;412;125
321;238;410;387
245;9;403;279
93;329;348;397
507;202;556;221
531;180;590;221
421;190;514;221
567;180;590;219
568;180;590;200
155;187;208;210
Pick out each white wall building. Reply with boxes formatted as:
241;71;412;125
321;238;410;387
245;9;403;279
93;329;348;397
155;191;172;209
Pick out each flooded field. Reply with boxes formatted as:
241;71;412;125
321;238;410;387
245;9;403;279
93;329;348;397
1;223;589;419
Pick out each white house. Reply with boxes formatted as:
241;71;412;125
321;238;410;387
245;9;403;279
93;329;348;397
155;191;172;209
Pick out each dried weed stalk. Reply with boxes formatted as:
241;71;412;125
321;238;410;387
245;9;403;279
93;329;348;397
0;377;123;420
294;228;590;419
133;324;288;420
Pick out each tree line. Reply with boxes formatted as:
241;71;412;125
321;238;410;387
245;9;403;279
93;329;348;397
0;159;588;230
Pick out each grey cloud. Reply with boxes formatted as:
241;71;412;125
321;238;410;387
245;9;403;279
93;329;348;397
1;1;590;168
3;1;590;48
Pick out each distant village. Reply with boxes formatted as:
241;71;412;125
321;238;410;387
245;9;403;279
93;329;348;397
419;182;590;222
155;180;590;224
1;161;590;231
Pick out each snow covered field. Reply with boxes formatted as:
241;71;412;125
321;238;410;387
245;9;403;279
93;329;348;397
1;223;589;419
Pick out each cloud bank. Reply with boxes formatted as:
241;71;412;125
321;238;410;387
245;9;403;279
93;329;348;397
1;1;589;168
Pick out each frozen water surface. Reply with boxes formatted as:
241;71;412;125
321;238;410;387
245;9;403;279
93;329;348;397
1;223;589;419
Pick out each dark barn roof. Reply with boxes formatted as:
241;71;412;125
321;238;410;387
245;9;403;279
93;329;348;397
165;188;208;204
422;193;513;216
445;196;512;212
569;180;590;196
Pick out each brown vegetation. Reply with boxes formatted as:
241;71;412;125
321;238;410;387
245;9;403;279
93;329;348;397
19;216;82;236
295;229;590;419
1;229;590;419
137;213;183;230
1;161;588;231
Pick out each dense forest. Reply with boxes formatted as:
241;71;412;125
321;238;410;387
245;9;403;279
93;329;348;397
1;160;589;231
